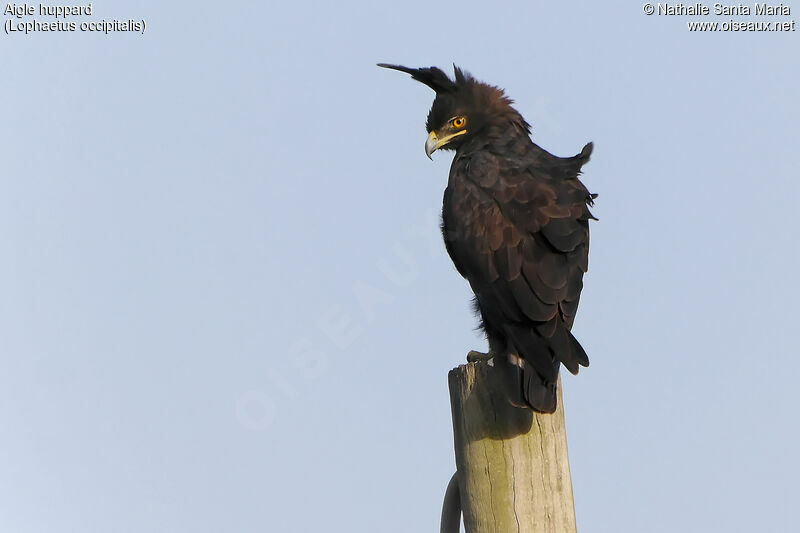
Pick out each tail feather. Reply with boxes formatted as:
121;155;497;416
504;325;558;381
523;360;557;413
494;354;556;412
569;331;590;368
502;323;590;413
551;324;590;375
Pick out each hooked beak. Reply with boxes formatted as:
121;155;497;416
424;130;466;159
424;131;439;160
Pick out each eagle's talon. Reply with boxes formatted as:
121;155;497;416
467;350;492;363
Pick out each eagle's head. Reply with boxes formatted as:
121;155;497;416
378;63;530;159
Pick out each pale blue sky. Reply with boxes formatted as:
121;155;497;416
2;1;798;532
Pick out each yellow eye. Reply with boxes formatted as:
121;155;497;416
452;116;466;129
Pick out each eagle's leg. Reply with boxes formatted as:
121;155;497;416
467;327;504;362
467;350;527;407
466;350;494;363
507;353;525;368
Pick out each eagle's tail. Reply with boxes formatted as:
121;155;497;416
503;324;589;413
495;353;557;413
522;360;558;413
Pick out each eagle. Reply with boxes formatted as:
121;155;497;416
379;63;596;413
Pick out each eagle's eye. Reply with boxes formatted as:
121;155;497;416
451;116;466;129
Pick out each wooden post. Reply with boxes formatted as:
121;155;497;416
447;361;577;533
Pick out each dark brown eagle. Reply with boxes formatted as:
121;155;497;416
379;63;596;413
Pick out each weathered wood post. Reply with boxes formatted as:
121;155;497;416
446;361;577;533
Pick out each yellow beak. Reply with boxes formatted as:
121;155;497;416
424;129;467;159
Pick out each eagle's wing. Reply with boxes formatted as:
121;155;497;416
443;142;594;397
